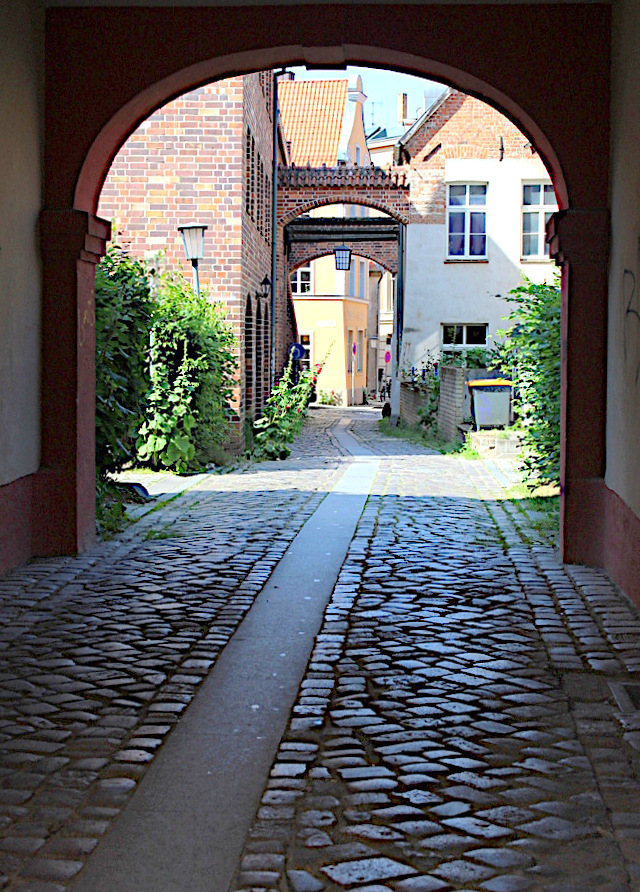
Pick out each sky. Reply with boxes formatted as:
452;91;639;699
290;66;447;134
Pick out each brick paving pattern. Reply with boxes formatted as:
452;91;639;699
0;414;343;890
232;410;640;892
0;408;639;890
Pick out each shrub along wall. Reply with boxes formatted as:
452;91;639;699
491;276;561;485
95;246;238;476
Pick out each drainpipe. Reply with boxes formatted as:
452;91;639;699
269;70;282;392
396;223;405;364
390;223;405;423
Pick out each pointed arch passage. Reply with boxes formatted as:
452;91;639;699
262;305;270;413
244;295;255;421
255;301;263;416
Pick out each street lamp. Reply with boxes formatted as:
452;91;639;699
255;275;271;301
334;244;352;271
177;223;208;298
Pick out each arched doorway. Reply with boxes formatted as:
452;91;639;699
244;295;255;422
33;4;609;582
255;302;264;415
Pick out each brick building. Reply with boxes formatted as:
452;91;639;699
367;88;558;376
98;72;292;436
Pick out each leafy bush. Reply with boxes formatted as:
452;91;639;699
441;347;488;368
417;376;440;432
136;339;202;470
95;249;238;476
95;246;153;476
251;356;321;460
136;274;238;471
490;276;561;486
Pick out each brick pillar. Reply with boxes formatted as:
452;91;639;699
548;207;609;566
437;366;465;442
33;210;110;557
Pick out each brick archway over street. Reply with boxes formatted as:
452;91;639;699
12;4;625;599
277;165;410;226
285;214;402;278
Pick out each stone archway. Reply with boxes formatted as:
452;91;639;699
25;3;612;585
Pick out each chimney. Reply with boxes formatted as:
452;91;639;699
398;93;407;123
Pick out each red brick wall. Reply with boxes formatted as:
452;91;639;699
277;184;410;226
401;91;538;224
99;78;245;298
98;74;284;437
242;74;276;417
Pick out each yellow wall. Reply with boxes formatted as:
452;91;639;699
293;296;368;405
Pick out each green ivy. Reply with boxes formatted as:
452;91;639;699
95;245;153;476
490;276;561;486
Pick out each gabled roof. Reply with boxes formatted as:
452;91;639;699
394;87;452;164
278;79;349;166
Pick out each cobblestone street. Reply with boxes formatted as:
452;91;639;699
0;408;639;890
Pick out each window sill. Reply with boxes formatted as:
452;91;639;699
520;257;553;263
444;258;489;264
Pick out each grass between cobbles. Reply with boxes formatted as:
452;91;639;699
507;481;560;546
378;418;479;457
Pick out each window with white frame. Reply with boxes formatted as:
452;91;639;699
347;329;354;372
441;323;488;351
290;264;312;294
522;182;557;258
446;184;487;259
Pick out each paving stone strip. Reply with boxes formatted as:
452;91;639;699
0;412;345;890
232;413;640;892
1;409;640;891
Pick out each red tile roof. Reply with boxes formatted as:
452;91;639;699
278;79;349;167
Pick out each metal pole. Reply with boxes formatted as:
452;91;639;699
375;274;382;400
395;224;404;364
351;342;355;406
192;259;200;299
269;71;282;391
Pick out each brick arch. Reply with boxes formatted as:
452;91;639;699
277;191;409;228
289;245;397;277
30;4;613;586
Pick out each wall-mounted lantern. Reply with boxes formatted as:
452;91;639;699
334;244;352;271
177;223;208;297
256;275;271;301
